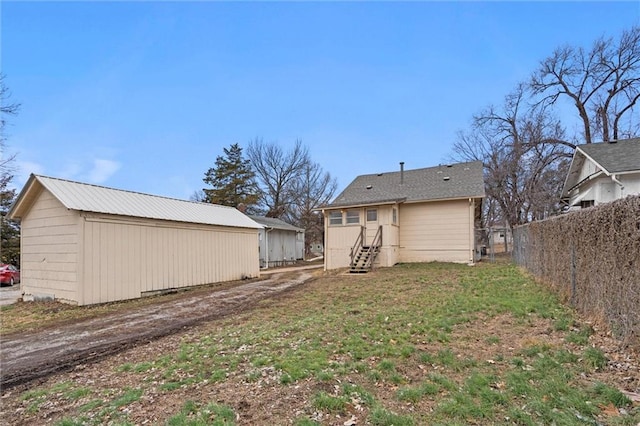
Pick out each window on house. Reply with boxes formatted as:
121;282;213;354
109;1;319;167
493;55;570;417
329;211;343;225
392;207;397;225
346;210;360;224
580;200;595;209
366;209;377;222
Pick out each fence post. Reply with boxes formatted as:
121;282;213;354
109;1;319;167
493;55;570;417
570;244;576;307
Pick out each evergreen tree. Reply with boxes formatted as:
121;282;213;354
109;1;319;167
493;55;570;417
202;143;260;210
0;74;20;265
0;174;19;265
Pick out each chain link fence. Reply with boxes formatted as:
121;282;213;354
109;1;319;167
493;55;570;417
512;195;640;349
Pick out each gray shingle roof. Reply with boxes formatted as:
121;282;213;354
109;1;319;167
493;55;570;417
9;174;262;229
327;161;485;208
577;137;640;174
248;215;303;232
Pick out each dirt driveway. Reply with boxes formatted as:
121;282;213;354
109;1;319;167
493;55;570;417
0;284;22;307
0;266;320;390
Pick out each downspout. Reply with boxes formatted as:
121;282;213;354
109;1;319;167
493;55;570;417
322;209;328;271
610;174;624;197
469;198;474;264
264;227;273;269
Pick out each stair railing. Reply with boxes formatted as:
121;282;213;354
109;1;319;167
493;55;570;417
350;226;365;268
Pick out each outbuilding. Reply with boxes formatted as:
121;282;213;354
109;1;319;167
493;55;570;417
249;215;304;268
8;174;262;306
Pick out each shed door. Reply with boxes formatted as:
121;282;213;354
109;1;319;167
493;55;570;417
365;208;379;246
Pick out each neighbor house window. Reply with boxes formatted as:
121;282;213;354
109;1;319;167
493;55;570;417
366;209;377;222
392;207;397;225
329;211;343;225
346;210;360;224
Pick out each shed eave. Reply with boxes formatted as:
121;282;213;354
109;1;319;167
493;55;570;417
7;173;40;220
78;209;263;230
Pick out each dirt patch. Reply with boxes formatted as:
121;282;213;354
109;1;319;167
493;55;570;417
0;267;320;390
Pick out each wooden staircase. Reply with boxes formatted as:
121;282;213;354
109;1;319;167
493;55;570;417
349;226;382;273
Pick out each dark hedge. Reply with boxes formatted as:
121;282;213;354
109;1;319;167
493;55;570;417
513;195;640;349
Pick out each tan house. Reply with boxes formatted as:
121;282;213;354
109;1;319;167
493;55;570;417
8;174;262;306
562;137;640;210
319;161;484;271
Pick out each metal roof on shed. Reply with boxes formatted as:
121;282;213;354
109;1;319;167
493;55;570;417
9;174;262;230
248;215;304;232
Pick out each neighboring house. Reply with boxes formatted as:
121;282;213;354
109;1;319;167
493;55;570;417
488;226;512;254
249;215;305;268
319;161;485;272
8;175;262;306
562;137;640;210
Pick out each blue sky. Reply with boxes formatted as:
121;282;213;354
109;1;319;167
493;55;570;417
2;1;639;200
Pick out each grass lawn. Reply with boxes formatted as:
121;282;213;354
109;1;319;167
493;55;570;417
2;261;638;425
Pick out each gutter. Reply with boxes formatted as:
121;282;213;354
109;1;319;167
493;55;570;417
562;170;603;199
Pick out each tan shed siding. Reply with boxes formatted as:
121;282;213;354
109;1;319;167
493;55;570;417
399;199;472;263
81;214;259;305
20;189;79;301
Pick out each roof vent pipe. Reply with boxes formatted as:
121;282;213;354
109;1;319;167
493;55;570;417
400;162;405;184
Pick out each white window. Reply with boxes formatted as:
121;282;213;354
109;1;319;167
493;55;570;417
366;209;377;222
329;211;343;225
392;207;397;225
346;210;360;224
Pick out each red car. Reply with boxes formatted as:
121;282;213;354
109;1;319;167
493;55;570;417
0;264;20;286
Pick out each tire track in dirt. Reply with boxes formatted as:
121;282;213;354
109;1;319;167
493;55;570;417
0;269;317;390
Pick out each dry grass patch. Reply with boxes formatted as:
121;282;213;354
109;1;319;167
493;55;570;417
1;262;638;425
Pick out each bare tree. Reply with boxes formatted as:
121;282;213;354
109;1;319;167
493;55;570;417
0;74;21;264
531;25;640;143
247;138;310;218
1;74;20;173
452;85;570;228
287;161;337;256
190;189;207;203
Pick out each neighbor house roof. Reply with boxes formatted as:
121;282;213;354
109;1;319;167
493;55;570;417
248;215;304;232
562;137;640;198
325;160;485;209
9;174;262;230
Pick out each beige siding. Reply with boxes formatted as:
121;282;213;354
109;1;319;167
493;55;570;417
80;214;259;305
325;224;362;270
324;205;400;270
20;189;79;302
378;225;400;267
399;199;473;263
